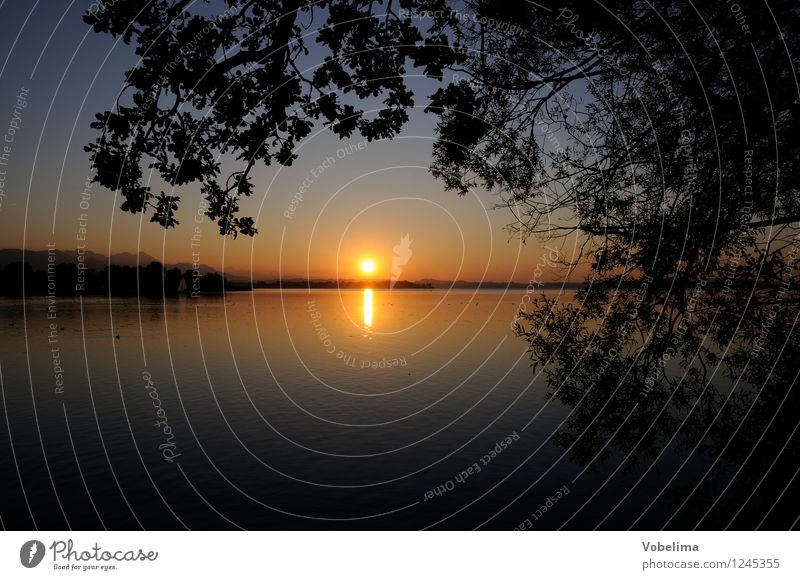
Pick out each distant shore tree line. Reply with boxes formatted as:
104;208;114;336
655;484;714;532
0;261;433;297
0;261;225;298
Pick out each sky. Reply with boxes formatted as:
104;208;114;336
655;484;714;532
0;0;581;283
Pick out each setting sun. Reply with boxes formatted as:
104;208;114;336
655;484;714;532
360;259;376;275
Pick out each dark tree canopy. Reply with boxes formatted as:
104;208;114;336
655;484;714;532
442;1;800;497
84;0;461;236
429;0;800;497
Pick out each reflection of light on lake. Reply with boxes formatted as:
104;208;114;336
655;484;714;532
363;288;373;329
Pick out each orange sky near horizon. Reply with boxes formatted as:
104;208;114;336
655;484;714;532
2;141;585;283
0;3;587;285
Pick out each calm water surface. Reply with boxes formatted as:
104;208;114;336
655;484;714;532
0;289;712;529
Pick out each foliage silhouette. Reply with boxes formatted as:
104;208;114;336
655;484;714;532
434;1;800;527
84;0;460;237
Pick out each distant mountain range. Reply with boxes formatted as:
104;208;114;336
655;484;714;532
0;248;247;280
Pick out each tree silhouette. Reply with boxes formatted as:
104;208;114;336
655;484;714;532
430;1;800;526
0;262;35;296
84;0;460;236
437;1;800;430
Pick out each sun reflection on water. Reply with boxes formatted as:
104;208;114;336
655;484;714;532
363;288;373;330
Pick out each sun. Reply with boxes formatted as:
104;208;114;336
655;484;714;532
360;259;376;275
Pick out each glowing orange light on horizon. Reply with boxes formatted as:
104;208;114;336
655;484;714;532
360;259;376;275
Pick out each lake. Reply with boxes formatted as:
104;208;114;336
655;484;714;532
0;289;753;529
